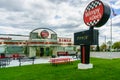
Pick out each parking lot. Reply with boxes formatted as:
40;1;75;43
91;52;120;59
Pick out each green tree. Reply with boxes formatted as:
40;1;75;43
96;45;100;51
112;41;120;51
100;43;107;51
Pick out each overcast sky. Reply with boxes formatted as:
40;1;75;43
0;0;120;45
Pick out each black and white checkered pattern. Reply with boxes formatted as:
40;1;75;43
85;0;102;12
86;19;100;26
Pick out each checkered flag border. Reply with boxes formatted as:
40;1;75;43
85;0;102;12
86;19;100;26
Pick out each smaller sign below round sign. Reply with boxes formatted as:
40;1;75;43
40;30;49;39
83;0;111;27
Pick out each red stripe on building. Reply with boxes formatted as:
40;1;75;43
0;41;58;45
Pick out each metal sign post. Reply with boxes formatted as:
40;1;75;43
80;45;90;64
80;26;94;64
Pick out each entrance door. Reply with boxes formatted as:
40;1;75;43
46;47;50;56
40;48;44;57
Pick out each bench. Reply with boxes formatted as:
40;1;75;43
57;52;68;56
57;51;80;59
49;57;73;66
11;54;25;60
0;57;11;68
18;57;35;66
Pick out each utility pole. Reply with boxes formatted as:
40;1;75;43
110;17;112;52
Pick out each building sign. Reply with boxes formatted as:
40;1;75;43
58;37;72;46
74;30;99;45
30;28;57;40
58;38;71;43
83;0;111;27
40;30;49;38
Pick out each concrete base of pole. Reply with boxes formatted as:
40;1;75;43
78;63;93;69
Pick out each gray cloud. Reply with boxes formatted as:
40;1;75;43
113;22;120;27
0;0;25;11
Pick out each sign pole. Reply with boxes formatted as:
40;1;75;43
78;44;93;69
80;45;90;64
79;27;93;67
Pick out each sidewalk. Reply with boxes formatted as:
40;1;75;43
6;56;78;68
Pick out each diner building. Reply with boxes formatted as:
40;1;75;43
0;28;76;57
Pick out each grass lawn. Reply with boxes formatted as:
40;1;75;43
0;58;120;80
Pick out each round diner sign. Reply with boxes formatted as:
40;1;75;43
41;30;49;38
83;0;111;27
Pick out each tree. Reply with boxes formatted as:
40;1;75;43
100;43;107;51
96;45;100;51
112;41;120;51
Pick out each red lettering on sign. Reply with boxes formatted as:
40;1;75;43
41;30;49;38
